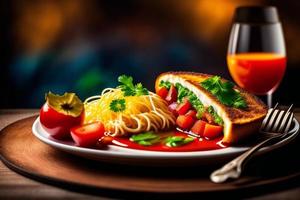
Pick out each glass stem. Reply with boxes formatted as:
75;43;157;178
267;92;272;108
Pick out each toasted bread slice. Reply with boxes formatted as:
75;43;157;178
155;72;268;144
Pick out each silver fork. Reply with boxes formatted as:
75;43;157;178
210;103;294;183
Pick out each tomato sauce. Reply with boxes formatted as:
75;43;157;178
111;131;227;152
227;53;286;95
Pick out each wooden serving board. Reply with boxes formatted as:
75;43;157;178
0;116;299;198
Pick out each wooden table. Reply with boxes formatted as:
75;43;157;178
0;109;299;199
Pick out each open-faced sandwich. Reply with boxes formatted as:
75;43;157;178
155;72;268;144
39;72;267;151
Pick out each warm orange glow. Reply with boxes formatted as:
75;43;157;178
14;0;97;53
180;0;262;47
194;0;236;40
15;2;63;52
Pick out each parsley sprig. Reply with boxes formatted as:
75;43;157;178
110;99;126;112
200;76;247;109
159;80;171;90
118;75;148;96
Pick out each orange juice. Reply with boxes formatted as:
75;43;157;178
227;53;286;95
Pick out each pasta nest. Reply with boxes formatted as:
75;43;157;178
83;88;176;136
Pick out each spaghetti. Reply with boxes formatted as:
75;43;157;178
84;88;176;136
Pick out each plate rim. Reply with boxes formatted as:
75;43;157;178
32;117;299;160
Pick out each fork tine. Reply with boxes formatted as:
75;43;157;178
260;103;279;131
271;110;285;132
260;113;269;130
286;104;294;113
262;109;280;132
260;110;272;131
277;104;294;132
271;104;294;132
283;113;294;133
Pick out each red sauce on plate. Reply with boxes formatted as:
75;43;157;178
111;131;227;152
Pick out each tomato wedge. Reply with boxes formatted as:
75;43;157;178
70;122;105;147
176;115;195;130
203;123;223;139
157;87;169;99
165;85;177;104
191;120;206;136
176;99;191;115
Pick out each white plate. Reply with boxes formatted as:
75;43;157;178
32;117;299;166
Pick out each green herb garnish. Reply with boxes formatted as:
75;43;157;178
159;80;171;90
110;99;126;112
175;83;190;103
207;106;224;125
188;93;205;118
200;76;247;109
173;82;205;117
118;75;148;96
130;131;160;146
165;136;194;147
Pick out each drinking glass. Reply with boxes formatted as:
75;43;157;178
227;6;286;107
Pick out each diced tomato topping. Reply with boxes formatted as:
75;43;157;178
157;87;169;99
191;120;206;136
168;102;178;117
203;124;223;139
165;85;177;104
70;122;105;147
176;115;195;130
176;99;192;115
185;110;197;119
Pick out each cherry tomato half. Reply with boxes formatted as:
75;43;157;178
40;103;83;139
70;122;105;147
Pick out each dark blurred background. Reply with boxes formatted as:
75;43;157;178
1;0;300;108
